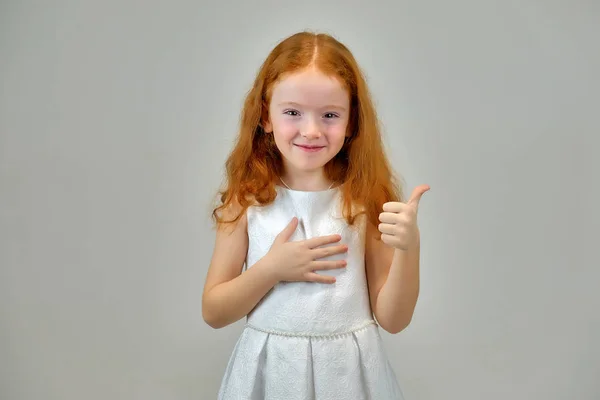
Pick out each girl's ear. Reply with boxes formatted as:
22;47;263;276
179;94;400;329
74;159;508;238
263;119;272;133
261;101;272;133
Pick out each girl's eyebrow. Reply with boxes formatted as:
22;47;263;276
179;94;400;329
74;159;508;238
277;101;347;112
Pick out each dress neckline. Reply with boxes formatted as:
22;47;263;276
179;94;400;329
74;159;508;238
275;184;340;194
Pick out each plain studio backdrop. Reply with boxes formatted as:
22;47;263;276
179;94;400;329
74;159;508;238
1;1;598;399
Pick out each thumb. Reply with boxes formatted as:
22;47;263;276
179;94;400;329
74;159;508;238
275;217;298;243
407;184;430;209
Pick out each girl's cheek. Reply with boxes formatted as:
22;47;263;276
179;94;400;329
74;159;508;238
278;120;299;134
323;124;347;137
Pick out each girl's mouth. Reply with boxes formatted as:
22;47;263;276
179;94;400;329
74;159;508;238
295;144;325;152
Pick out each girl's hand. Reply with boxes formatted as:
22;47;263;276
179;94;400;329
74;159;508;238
378;185;430;250
263;217;348;284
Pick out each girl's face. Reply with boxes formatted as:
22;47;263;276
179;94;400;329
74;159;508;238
264;68;350;178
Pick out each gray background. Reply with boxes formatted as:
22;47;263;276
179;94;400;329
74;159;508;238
1;0;598;399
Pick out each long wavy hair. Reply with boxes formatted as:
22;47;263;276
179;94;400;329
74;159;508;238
211;31;404;239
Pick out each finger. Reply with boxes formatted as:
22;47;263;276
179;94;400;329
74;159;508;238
382;202;407;213
379;211;401;224
407;184;430;208
381;233;401;248
305;272;337;284
381;212;412;226
305;234;342;248
378;223;396;235
311;260;347;271
313;244;348;259
275;217;298;243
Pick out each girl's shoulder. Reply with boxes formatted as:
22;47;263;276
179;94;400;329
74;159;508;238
213;192;259;233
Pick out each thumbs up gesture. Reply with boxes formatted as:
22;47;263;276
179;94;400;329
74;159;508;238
378;184;430;250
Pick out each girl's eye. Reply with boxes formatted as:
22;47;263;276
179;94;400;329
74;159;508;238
284;110;299;116
324;113;339;119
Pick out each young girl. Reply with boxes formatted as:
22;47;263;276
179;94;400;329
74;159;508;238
202;31;429;400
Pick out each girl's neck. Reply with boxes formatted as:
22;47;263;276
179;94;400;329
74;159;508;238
278;175;335;192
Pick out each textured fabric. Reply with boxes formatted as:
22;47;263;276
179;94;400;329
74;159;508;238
217;186;404;399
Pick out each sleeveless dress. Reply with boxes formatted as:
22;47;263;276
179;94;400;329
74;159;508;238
217;186;405;399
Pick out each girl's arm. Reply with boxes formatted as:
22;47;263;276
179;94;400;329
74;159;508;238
202;204;278;329
365;221;421;334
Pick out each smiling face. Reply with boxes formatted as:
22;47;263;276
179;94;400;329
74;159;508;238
263;67;351;184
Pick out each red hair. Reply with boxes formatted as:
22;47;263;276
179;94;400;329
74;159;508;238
211;31;404;239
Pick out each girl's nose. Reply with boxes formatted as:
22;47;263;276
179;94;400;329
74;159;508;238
301;118;321;138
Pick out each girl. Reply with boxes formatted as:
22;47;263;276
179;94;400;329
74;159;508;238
202;31;429;399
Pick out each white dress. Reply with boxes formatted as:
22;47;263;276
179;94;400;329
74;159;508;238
217;186;405;399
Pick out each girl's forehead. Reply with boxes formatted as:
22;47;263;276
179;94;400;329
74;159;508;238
271;70;349;107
